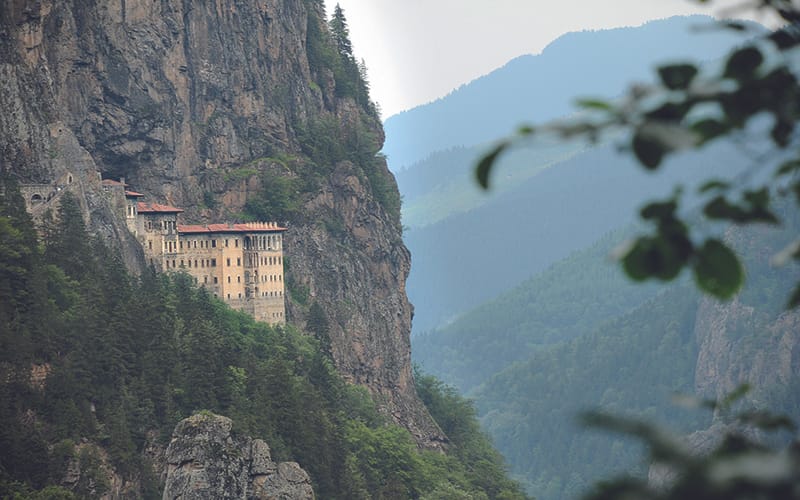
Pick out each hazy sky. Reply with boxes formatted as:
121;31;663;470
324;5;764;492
326;1;767;117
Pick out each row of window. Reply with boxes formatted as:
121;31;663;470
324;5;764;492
255;255;282;266
194;276;219;285
244;235;282;251
149;237;285;264
167;258;217;269
181;239;222;249
146;220;176;232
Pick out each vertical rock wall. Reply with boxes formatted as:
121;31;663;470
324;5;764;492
0;0;443;447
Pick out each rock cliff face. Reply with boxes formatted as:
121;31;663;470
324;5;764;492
693;296;800;406
647;223;800;486
163;413;314;500
0;0;442;447
692;224;800;408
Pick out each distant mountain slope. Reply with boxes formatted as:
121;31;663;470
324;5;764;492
396;137;587;229
476;284;706;500
405;140;744;334
412;230;661;394
414;201;800;500
383;15;755;171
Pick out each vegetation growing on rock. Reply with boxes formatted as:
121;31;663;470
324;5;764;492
0;177;526;499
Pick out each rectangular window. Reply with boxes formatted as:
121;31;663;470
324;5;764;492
225;239;229;247
213;277;218;284
212;240;216;248
235;239;239;248
211;259;216;267
227;258;231;266
237;257;241;266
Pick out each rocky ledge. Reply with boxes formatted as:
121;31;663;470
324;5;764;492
163;413;314;500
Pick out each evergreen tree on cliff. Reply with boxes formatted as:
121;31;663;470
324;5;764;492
329;4;353;58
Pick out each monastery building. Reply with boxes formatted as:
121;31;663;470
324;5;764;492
108;179;287;325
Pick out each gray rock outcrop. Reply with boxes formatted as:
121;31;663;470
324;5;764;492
163;413;314;500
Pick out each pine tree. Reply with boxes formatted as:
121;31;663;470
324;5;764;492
329;4;353;59
44;193;92;280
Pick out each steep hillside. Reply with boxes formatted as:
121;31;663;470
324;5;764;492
412;230;661;393
396;137;587;229
0;0;438;445
383;15;754;170
417;206;800;500
0;185;528;499
406;140;745;333
476;284;705;500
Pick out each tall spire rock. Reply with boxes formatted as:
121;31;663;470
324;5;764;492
0;0;443;448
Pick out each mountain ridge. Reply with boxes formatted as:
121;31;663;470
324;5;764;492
383;15;757;171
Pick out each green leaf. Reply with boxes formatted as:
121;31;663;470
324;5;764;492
704;191;778;224
775;159;800;177
517;125;535;135
475;142;508;190
771;117;794;147
632;131;665;169
692;239;744;299
658;64;698;90
699;180;730;193
721;21;750;32
646;102;691;122
575;98;613;111
723;46;763;81
704;196;745;222
623;238;657;281
719;383;750;410
622;234;691;282
691;118;730;143
640;200;677;220
769;30;800;50
788;283;800;309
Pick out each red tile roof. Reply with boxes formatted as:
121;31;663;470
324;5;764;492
178;222;287;234
137;201;184;213
125;190;145;197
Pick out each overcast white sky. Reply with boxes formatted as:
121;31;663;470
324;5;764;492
325;1;769;117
